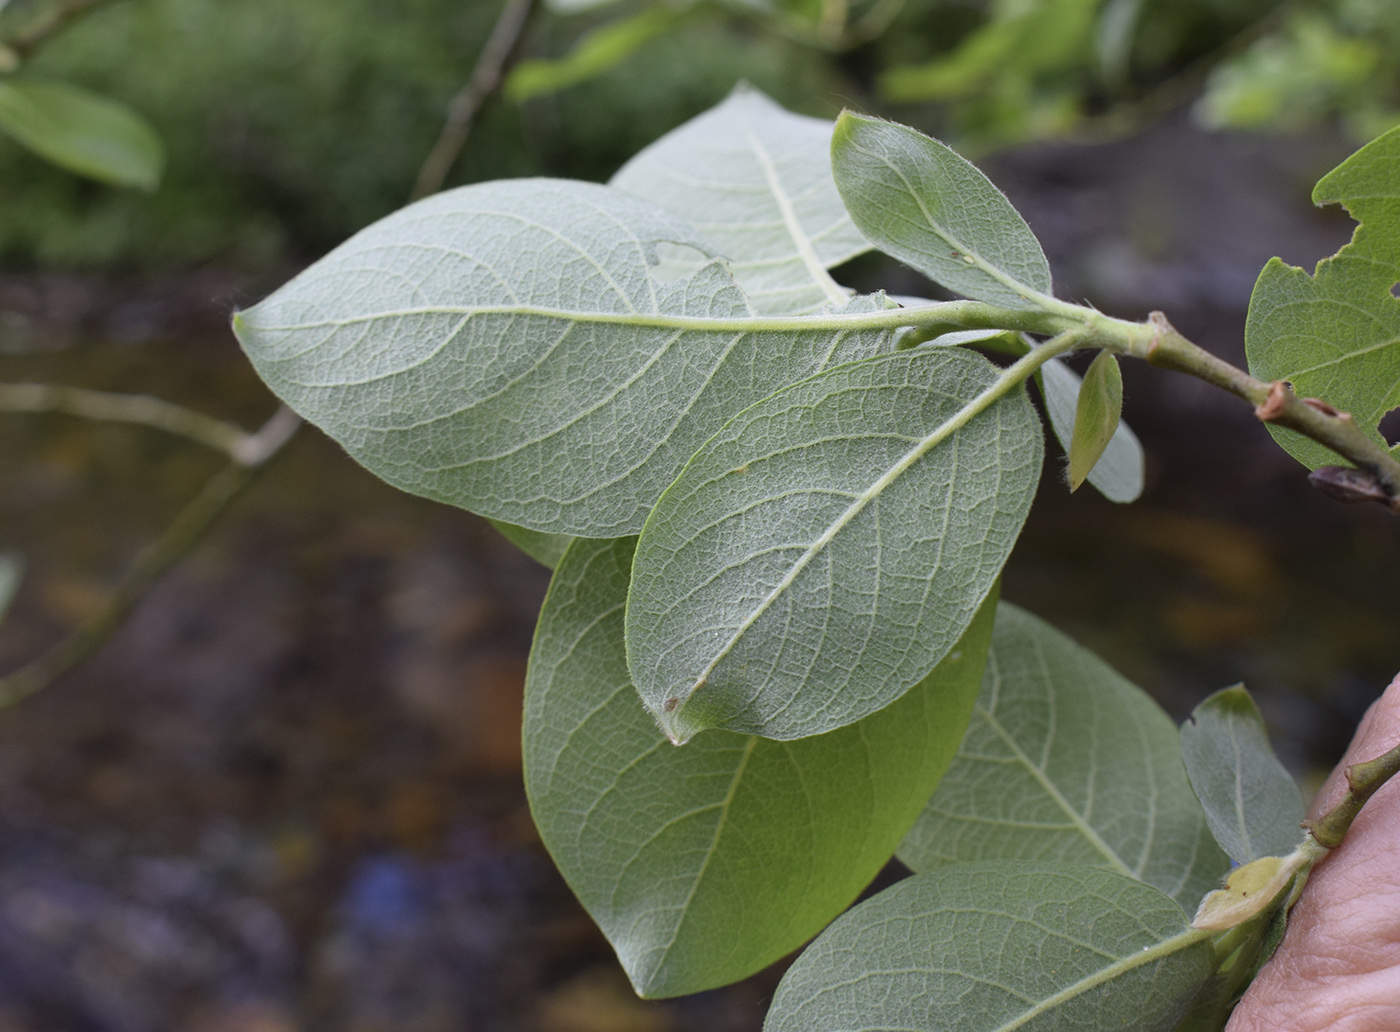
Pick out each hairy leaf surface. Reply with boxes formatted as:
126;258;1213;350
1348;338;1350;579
524;537;994;997
1181;685;1304;864
234;179;894;537
0;79;163;190
899;604;1227;910
831;112;1053;309
764;861;1214;1032
612;85;870;315
1246;125;1400;469
627;347;1041;742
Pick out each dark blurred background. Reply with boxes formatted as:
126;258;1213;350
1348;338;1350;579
0;0;1397;1028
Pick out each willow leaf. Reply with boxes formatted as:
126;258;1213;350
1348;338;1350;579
1245;124;1400;469
525;537;994;998
1068;350;1123;491
0;79;163;190
1181;685;1304;864
898;604;1228;911
764;861;1214;1032
831;112;1053;310
611;85;871;315
1039;352;1143;503
487;519;574;570
234;179;896;537
627;347;1041;742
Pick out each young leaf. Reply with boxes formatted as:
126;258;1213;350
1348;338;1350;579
1068;350;1124;491
0;553;20;627
524;536;995;998
626;347;1041;742
1039;353;1144;503
0;80;164;190
928;325;1143;501
898;604;1228;910
487;519;573;570
505;6;685;102
1180;685;1305;864
830;112;1054;310
234;179;894;538
611;85;871;315
1245;124;1400;470
764;861;1215;1032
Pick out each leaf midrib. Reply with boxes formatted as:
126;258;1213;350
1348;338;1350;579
987;925;1209;1032
670;340;1068;728
245;302;929;337
975;698;1137;881
843;134;1053;308
744;126;847;307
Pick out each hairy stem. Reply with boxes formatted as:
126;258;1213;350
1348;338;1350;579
409;0;535;203
0;405;301;710
1096;310;1400;513
1308;739;1400;848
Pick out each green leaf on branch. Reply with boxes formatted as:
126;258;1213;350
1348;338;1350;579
1040;351;1143;502
524;537;995;998
1068;349;1124;491
0;79;164;190
626;347;1041;742
1180;685;1305;864
764;861;1214;1032
831;112;1054;309
234;180;894;538
1245;124;1400;469
487;519;573;570
880;0;1102;104
612;85;871;315
505;6;686;102
898;604;1227;910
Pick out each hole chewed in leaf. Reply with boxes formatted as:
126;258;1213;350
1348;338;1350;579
1380;406;1400;447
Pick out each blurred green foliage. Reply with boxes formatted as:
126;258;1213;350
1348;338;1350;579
0;0;834;269
1197;0;1400;142
0;0;1394;272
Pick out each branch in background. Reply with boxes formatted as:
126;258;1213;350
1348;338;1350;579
0;382;251;458
4;0;110;59
409;0;535;203
0;405;301;711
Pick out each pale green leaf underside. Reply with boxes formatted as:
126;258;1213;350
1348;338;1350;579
234;179;892;537
524;537;994;998
1246;124;1400;469
487;518;574;569
612;85;870;315
0;79;164;190
899;604;1227;910
1181;685;1305;864
1039;353;1144;503
627;347;1041;742
764;861;1214;1032
831;112;1053;310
